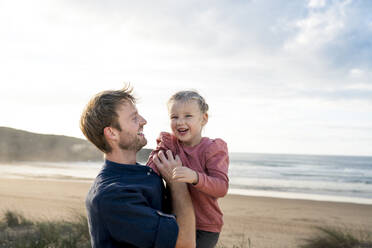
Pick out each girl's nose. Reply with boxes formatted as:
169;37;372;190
176;117;185;125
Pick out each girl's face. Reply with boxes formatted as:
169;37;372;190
169;100;208;147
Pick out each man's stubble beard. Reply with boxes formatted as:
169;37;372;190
118;131;147;152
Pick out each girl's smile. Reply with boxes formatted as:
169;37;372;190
169;100;208;147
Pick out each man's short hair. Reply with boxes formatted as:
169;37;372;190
80;85;136;153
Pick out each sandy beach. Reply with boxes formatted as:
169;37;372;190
1;178;371;248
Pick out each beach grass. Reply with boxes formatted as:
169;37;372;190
0;210;90;248
300;226;372;248
0;210;253;248
1;210;372;248
217;233;251;248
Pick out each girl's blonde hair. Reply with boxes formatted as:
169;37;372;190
167;90;209;114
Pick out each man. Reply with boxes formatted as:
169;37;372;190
80;85;195;248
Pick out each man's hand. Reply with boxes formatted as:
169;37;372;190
152;150;182;183
173;167;198;184
154;151;196;248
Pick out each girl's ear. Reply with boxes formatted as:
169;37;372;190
201;113;208;126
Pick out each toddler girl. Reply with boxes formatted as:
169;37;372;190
147;90;229;248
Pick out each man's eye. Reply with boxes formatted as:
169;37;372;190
171;116;178;119
186;115;192;118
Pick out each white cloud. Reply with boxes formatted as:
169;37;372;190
344;83;372;91
285;1;350;52
308;0;327;8
349;68;365;78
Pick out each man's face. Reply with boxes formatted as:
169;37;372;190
115;102;147;152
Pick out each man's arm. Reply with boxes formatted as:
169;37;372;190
153;150;196;248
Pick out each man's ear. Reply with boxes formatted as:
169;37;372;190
202;113;208;126
103;127;118;143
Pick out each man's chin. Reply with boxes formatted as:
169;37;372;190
136;139;147;151
141;136;147;146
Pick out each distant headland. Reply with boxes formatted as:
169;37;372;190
0;127;151;163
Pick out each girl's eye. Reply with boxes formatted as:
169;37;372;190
171;116;178;119
186;115;192;118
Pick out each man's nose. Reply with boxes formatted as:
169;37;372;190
140;115;147;125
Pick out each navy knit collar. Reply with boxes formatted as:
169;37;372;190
104;159;147;172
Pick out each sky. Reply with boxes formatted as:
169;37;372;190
1;0;372;156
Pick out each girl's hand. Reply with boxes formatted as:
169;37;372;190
172;167;199;184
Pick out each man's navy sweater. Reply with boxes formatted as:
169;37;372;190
86;159;179;248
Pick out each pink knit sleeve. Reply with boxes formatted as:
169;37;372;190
146;132;177;175
193;139;229;198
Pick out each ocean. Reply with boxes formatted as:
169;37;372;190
229;153;372;204
1;153;372;204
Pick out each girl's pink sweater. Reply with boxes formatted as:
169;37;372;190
147;132;229;233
